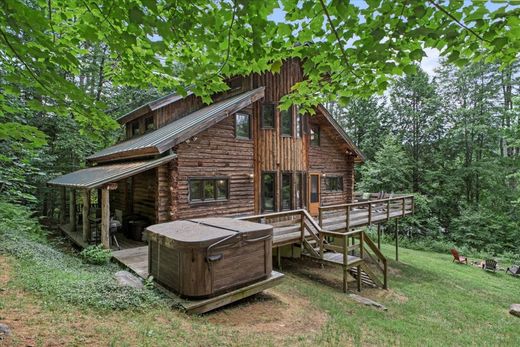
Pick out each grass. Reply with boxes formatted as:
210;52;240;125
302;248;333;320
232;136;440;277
1;202;520;346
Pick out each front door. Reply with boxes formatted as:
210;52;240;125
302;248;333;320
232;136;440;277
308;173;320;216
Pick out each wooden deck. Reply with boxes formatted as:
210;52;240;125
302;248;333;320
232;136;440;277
58;223;146;251
112;245;284;314
112;246;149;278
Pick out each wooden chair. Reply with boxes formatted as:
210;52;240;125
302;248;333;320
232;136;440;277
482;259;498;272
506;265;520;276
450;249;468;264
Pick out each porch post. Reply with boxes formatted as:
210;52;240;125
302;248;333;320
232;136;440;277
69;189;76;232
81;189;91;242
59;187;66;225
101;187;110;249
100;183;117;249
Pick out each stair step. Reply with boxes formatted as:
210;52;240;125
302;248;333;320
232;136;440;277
349;268;377;288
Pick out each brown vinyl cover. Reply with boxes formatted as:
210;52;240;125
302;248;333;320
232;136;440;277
145;218;273;248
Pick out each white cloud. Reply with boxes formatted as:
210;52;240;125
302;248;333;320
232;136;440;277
420;48;441;76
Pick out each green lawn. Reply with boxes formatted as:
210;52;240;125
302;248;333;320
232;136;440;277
1;236;519;346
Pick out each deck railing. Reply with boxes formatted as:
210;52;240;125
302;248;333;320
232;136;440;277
318;194;415;231
238;209;388;291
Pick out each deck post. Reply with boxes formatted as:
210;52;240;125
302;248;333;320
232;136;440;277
59;187;66;225
69;189;76;232
377;224;381;250
346;205;350;231
401;197;405;216
386;199;390;221
318;208;323;228
101;187;110;249
356;265;361;292
395;218;399;261
368;203;372;225
383;261;388;289
81;189;91;242
343;236;349;292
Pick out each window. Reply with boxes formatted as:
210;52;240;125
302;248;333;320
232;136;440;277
235;113;251;139
310;175;319;203
281;173;292;210
295;172;304;209
325;176;343;192
296;112;303;139
310;126;320;146
227;76;242;90
144;116;154;132
280;108;292;136
189;178;229;203
261;103;274;128
262;172;276;212
130;121;140;137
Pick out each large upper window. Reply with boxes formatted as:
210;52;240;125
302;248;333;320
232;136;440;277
325;176;343;192
280;108;292;136
261;103;274;128
295;172;304;209
262;172;276;212
189;178;228;203
310;126;320;146
281;173;293;210
235;113;251;139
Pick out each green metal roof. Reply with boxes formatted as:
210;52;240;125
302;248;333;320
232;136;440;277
88;87;265;162
47;154;176;189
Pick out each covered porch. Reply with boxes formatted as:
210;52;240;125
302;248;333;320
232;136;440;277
48;154;176;250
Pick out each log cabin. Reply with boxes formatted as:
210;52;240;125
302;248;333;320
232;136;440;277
48;58;366;249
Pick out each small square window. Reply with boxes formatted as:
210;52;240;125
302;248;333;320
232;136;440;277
325;176;343;192
261;103;274;128
144;116;154;132
235;113;251;139
130;121;140;137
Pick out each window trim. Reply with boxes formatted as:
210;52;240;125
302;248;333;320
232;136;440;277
235;112;252;140
261;102;275;129
261;171;277;212
188;177;229;204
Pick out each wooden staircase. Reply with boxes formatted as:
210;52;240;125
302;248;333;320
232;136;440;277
238;209;388;293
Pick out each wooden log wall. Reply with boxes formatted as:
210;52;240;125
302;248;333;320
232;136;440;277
251;58;307;212
169;113;255;219
309;113;355;206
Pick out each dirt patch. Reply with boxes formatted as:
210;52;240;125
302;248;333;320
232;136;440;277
206;288;328;337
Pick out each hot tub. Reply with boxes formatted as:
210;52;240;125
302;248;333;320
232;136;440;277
145;217;273;299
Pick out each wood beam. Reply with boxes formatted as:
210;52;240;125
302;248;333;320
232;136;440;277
101;188;110;249
81;190;91;242
69;189;76;232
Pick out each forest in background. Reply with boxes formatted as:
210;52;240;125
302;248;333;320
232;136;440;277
328;61;520;258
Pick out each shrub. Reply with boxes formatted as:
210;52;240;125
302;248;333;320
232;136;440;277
80;245;112;265
0;200;166;310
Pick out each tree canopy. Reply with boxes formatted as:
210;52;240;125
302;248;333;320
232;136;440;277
1;0;519;126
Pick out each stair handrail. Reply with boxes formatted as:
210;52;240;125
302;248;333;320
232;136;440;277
360;230;388;289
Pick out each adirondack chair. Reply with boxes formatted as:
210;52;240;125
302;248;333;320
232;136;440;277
482;259;498;272
506;265;520;276
450;249;468;264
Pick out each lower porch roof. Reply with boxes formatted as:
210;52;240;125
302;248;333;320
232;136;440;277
47;154;176;189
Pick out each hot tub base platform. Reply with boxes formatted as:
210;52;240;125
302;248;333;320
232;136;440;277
164;271;284;314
